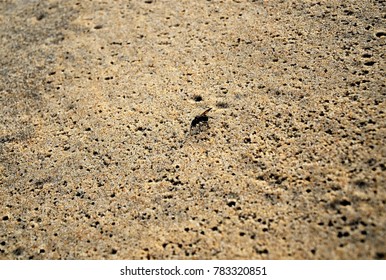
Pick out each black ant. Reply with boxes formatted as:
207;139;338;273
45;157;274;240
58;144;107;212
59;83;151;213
190;108;212;135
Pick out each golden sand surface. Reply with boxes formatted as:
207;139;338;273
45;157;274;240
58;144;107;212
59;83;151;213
0;0;385;259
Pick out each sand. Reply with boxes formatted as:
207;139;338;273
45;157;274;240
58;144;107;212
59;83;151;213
0;0;385;259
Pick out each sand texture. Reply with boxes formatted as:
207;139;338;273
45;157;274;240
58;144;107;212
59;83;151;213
1;0;385;259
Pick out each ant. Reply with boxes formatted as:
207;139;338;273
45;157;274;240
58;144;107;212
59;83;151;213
190;108;212;135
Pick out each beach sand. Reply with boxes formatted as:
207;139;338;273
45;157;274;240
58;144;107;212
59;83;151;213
0;0;385;259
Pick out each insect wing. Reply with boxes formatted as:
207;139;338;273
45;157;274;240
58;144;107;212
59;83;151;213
200;108;212;116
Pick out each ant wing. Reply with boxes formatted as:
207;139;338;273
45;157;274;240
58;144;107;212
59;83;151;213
200;108;212;116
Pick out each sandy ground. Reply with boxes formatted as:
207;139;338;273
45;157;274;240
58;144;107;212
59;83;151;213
0;0;385;259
